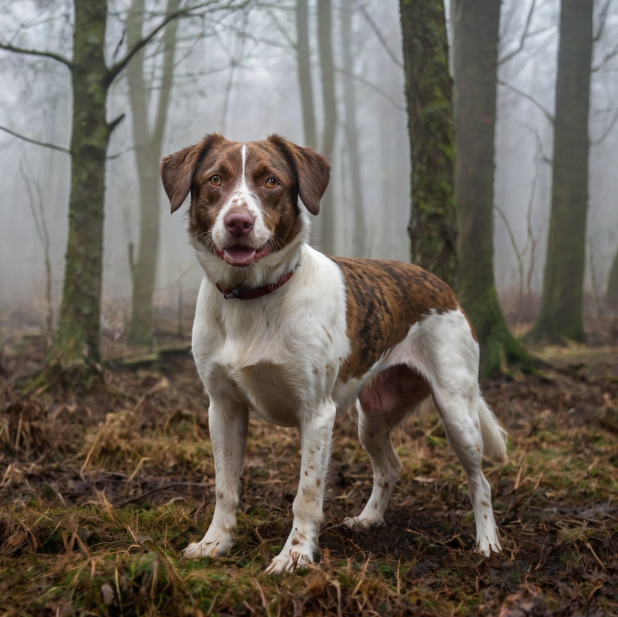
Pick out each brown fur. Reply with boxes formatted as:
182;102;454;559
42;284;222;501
331;258;467;382
160;134;330;254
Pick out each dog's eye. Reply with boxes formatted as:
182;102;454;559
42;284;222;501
265;177;278;188
210;175;221;186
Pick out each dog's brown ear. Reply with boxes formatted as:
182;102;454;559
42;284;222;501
160;134;224;213
267;134;330;215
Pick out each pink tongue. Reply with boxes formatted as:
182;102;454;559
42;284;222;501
223;247;256;265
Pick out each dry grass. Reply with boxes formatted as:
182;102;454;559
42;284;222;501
1;325;618;616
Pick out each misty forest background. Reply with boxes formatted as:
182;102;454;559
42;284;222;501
1;0;618;378
3;2;618;616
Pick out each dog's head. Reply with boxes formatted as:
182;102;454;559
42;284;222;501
161;134;329;278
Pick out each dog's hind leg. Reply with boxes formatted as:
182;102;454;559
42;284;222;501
345;365;430;528
416;309;506;556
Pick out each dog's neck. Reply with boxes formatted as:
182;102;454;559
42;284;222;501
192;212;309;293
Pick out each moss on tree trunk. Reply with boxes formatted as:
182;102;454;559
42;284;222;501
399;0;457;287
452;0;532;377
528;0;593;345
47;0;111;375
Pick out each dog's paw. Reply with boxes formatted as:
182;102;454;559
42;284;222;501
265;531;316;574
343;514;383;529
475;530;501;557
265;548;314;574
182;530;234;560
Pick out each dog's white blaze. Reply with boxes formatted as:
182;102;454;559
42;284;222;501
210;143;270;253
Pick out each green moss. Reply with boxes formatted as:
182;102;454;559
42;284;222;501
400;0;457;286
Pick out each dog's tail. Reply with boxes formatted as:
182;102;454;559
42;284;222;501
478;397;508;464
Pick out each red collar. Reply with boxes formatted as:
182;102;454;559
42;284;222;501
216;263;300;300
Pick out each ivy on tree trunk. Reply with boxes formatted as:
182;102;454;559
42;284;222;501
399;0;457;287
527;0;593;345
452;0;532;376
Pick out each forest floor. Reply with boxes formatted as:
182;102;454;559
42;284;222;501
1;315;618;616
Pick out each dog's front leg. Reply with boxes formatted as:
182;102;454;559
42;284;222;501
183;398;249;559
265;400;336;574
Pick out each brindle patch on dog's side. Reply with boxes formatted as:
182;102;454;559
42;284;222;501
331;258;466;381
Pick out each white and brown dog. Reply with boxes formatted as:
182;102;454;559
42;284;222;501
160;134;507;574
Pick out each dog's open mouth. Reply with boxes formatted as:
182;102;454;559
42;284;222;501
217;244;271;267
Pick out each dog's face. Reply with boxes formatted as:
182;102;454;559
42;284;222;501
161;134;330;268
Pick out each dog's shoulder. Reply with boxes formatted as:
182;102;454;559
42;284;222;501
329;257;461;381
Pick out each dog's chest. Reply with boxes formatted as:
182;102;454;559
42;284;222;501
192;254;351;426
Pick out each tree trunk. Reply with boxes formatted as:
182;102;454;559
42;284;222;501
399;0;457;287
452;0;531;376
48;0;112;369
340;0;366;257
528;0;593;344
606;242;618;308
127;0;180;347
317;0;337;254
296;0;317;149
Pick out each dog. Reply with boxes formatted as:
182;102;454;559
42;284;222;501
160;134;507;574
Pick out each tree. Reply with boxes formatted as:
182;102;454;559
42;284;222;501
527;0;594;344
340;0;366;257
0;0;233;382
317;0;337;254
126;0;181;348
399;0;457;287
452;0;531;376
607;242;618;307
296;0;317;150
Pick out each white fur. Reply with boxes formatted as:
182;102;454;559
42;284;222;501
185;192;505;571
342;310;505;554
186;217;351;572
210;144;271;254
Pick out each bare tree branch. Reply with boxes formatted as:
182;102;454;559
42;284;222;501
594;0;613;43
590;107;618;145
0;41;72;69
266;8;295;48
498;79;554;124
359;4;403;68
498;0;537;65
0;124;71;154
106;0;242;86
335;67;404;111
593;38;618;71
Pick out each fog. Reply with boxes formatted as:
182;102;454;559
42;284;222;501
1;0;617;333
